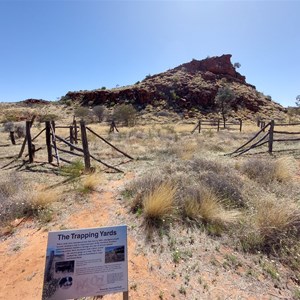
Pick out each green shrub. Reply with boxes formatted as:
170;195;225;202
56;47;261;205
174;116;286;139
113;104;137;126
38;113;59;122
59;160;85;179
74;107;91;120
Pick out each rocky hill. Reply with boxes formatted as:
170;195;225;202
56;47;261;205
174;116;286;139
64;54;286;119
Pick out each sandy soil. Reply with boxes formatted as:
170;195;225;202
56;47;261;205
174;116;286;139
0;107;299;299
1;171;298;300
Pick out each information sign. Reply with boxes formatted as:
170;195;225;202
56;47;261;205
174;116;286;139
42;225;128;300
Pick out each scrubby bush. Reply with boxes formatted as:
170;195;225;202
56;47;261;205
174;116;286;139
15;124;25;138
38;113;59;122
93;105;107;123
187;157;226;174
4;121;14;132
3;122;25;138
74;107;91;121
112;104;137;126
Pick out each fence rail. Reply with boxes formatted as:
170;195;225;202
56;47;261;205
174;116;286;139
191;118;242;134
228;120;300;156
1;118;133;173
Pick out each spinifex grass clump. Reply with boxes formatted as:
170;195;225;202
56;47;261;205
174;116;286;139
126;157;242;231
241;156;296;185
79;173;102;193
240;195;300;253
183;184;241;227
127;170;166;213
143;182;176;221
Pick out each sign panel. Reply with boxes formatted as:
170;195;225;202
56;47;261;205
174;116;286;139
42;225;128;300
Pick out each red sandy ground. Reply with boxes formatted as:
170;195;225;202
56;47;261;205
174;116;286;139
0;173;298;300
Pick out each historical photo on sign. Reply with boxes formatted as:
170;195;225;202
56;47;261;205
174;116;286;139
105;246;125;263
55;260;75;274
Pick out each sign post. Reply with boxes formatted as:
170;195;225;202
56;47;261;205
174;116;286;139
42;225;128;300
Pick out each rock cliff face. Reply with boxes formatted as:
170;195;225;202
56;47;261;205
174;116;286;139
64;54;285;118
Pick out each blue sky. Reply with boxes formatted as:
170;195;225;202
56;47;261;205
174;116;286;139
0;0;299;107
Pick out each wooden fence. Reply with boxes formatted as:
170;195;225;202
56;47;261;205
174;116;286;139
228;120;300;156
1;118;133;173
191;118;242;134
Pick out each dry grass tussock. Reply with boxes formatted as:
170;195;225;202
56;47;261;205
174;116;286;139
30;185;59;210
143;182;176;220
250;195;300;239
241;156;297;185
81;173;102;192
239;194;300;261
174;142;197;160
273;156;297;182
184;189;241;226
0;176;59;227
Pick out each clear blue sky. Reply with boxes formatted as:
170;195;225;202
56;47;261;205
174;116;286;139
0;0;299;107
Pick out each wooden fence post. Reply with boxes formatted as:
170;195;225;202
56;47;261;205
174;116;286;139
123;291;129;300
45;121;53;163
51;121;56;133
80;120;91;172
26;121;34;163
198;120;201;133
217;119;220;132
18;116;35;159
70;126;74;151
268;120;274;154
239;118;242;132
9;131;16;145
73;119;78;144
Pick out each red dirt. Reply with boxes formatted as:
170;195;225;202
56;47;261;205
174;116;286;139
0;173;298;300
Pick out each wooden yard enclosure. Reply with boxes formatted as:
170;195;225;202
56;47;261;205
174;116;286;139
1;118;133;173
229;120;300;156
191;118;243;134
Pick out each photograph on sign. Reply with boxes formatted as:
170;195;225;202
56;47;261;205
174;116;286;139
42;225;128;300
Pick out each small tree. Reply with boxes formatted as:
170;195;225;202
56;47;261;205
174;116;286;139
214;86;236;128
4;122;14;132
296;95;300;107
93;105;107;123
15;124;25;138
74;107;90;120
233;62;241;69
3;122;25;139
113;104;137;127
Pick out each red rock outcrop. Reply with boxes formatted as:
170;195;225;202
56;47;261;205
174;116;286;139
174;54;246;83
64;54;285;118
